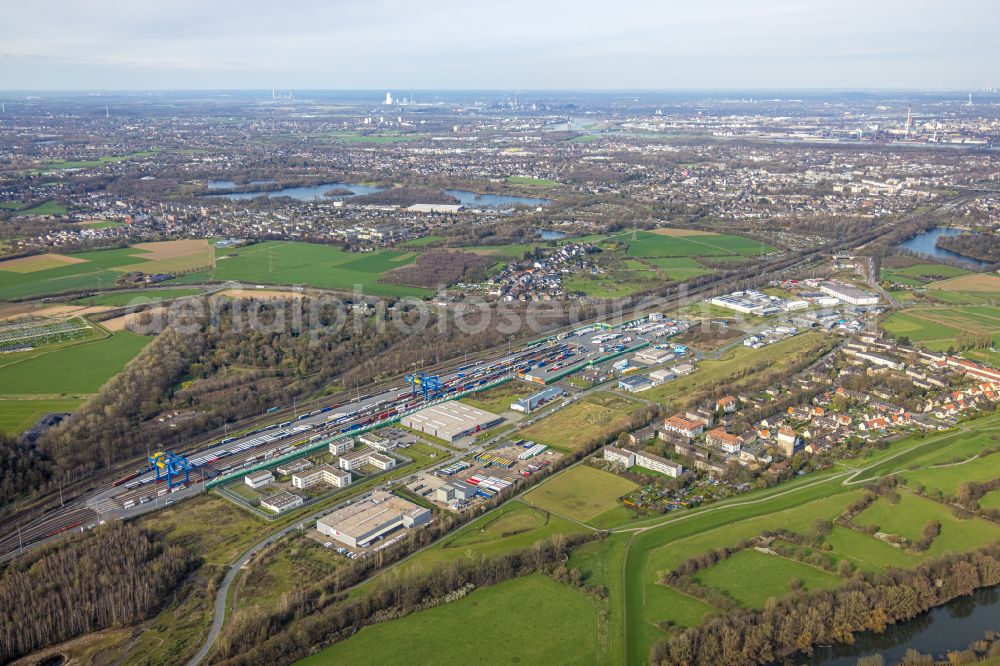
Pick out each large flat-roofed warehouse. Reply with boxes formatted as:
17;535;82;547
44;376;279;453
315;491;431;548
818;281;880;306
400;401;503;443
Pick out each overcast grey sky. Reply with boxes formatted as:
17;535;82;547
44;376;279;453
1;0;997;90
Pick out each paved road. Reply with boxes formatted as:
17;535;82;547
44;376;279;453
185;499;340;666
186;391;578;665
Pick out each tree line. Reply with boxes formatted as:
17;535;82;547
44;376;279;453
212;531;599;665
936;232;1000;265
2;296;600;508
0;521;191;663
651;542;1000;665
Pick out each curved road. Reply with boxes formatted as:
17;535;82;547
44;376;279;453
186;393;579;665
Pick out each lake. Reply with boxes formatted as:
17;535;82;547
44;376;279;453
203;181;383;201
895;227;991;269
202;182;549;208
537;229;567;240
206;179;277;190
805;585;1000;665
444;189;550;208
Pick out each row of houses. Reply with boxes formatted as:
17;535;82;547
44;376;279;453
603;446;684;477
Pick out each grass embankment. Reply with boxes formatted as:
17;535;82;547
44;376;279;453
622;419;1000;663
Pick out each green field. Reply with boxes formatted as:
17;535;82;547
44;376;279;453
903;450;1000;496
398;235;445;248
606;230;772;258
645;582;717;629
33;151;157;172
298;574;599;666
0;398;85;433
0;243;210;301
693;548;842;608
183;241;431;297
525;465;639;522
882;305;1000;351
367;501;587;584
0;331;150;395
900;263;973;278
519;392;644;452
855;490;1000;557
506;175;559;188
640;256;713;281
564;274;657;298
981;490;1000;511
820;525;922;572
78;220;127;230
444;503;551;549
883;263;970;286
324;132;426;143
13;200;68;217
71;288;204;306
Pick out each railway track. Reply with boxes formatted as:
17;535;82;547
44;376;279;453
0;219;901;557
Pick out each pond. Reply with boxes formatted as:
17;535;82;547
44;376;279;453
894;227;991;269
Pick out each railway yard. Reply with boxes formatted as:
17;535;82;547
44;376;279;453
3;83;1000;666
0;311;692;559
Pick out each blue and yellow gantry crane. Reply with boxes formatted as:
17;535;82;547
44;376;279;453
405;370;443;400
148;451;192;489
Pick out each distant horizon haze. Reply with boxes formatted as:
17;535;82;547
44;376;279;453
1;0;997;91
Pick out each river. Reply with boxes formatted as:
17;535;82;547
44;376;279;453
805;585;1000;665
894;227;991;269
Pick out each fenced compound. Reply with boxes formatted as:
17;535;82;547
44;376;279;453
0;316;93;350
